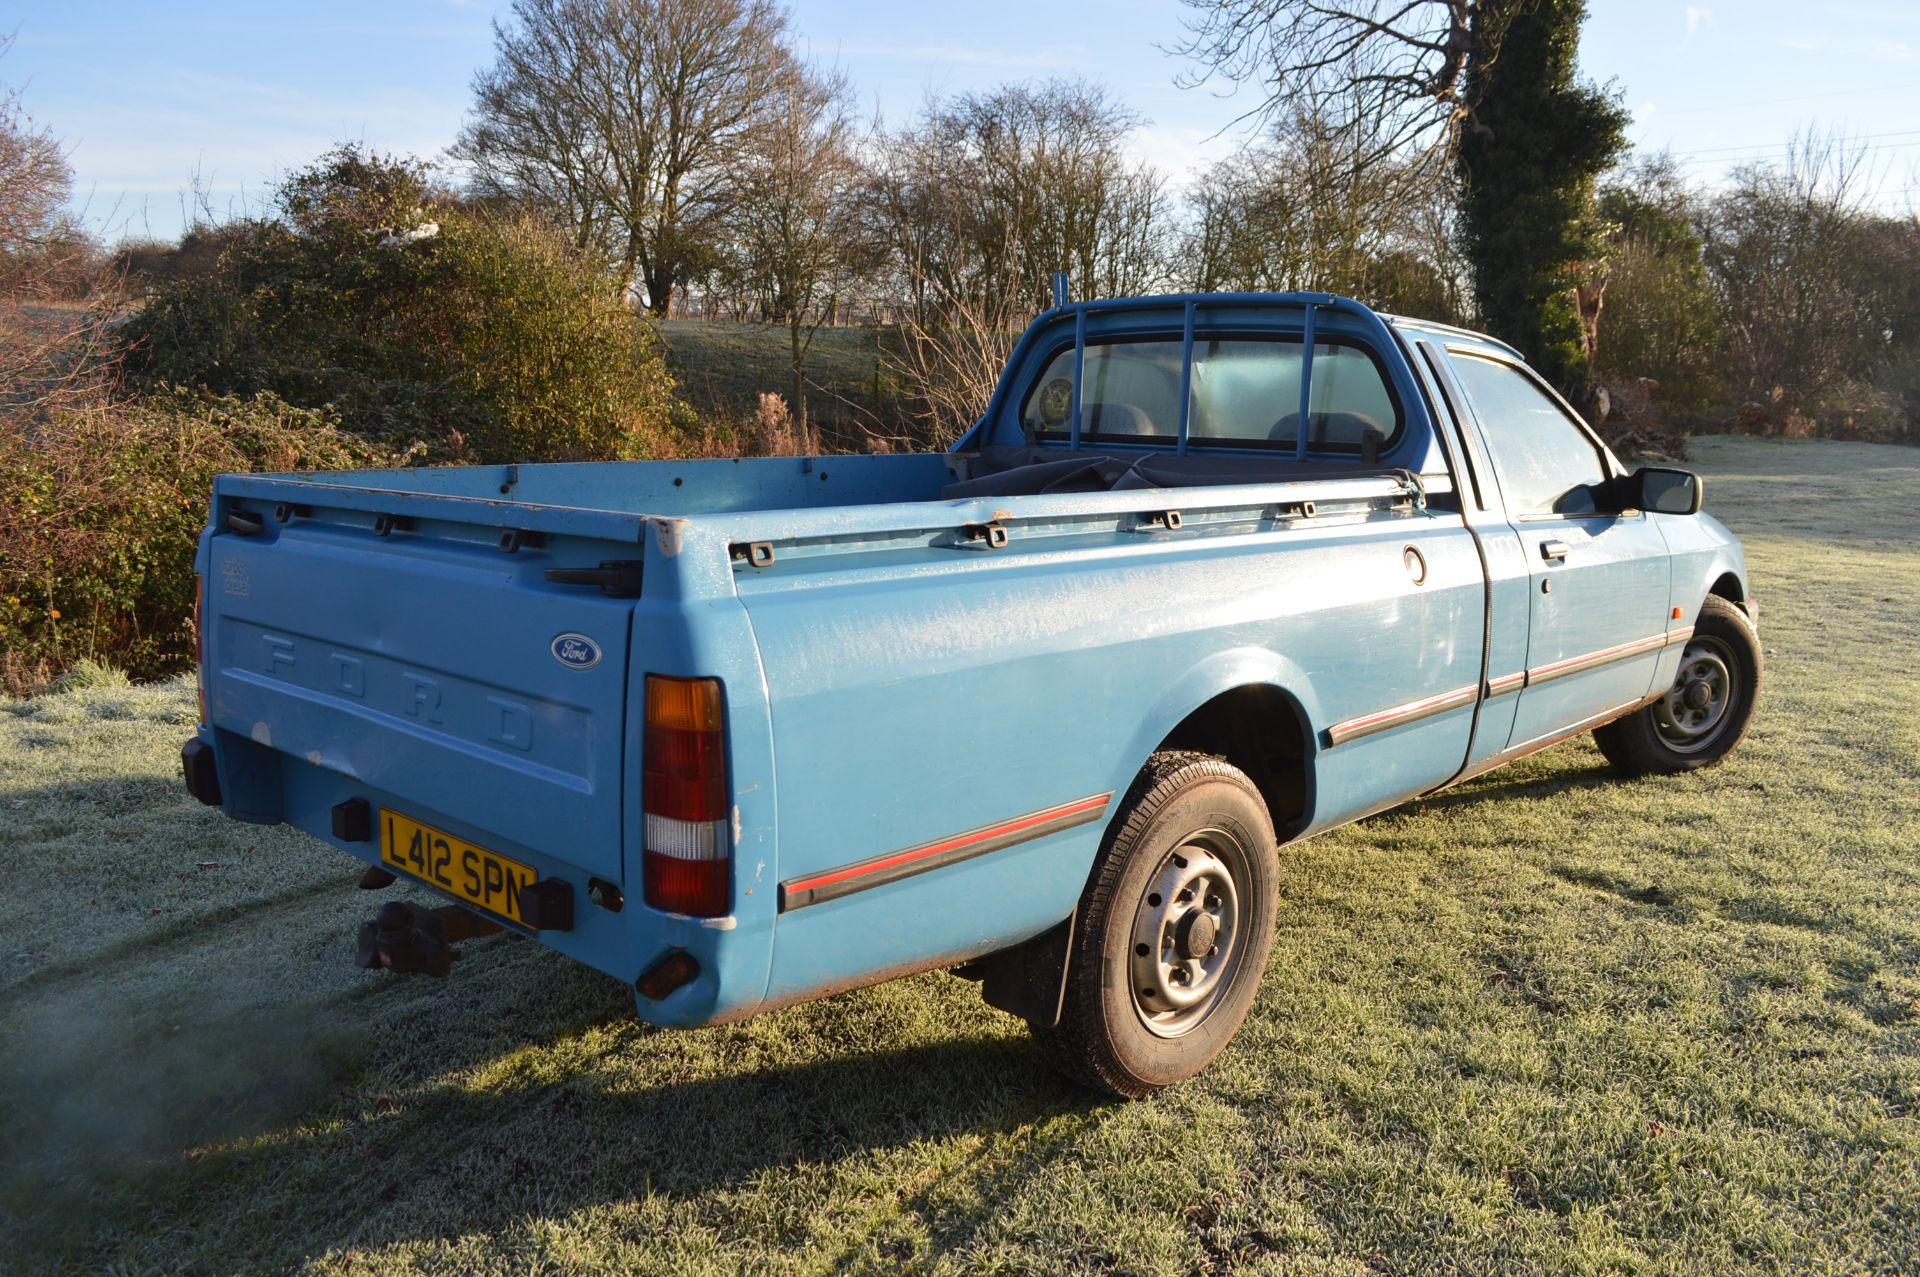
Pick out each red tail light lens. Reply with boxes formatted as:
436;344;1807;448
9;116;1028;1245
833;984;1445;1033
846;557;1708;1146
643;723;728;820
642;676;729;916
643;848;728;918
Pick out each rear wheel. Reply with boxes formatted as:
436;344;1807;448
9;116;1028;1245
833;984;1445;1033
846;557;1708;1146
1032;751;1277;1098
1593;594;1761;775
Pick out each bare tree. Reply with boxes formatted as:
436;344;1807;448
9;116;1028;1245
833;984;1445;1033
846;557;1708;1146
1590;153;1718;409
1;35;113;417
728;62;864;427
450;10;618;261
1173;0;1482;156
453;0;793;316
1182;81;1462;318
0;33;80;291
1179;0;1625;395
1700;132;1894;416
869;80;1168;442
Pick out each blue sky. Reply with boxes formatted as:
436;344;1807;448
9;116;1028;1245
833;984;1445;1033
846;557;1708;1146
8;0;1918;242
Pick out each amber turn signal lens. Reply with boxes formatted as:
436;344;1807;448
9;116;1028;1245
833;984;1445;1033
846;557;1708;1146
636;949;701;1000
645;675;724;731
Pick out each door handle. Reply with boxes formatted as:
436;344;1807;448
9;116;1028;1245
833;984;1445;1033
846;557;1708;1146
1540;539;1571;562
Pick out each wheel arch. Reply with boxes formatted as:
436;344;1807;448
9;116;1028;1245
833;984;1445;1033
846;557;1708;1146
1112;648;1322;840
1708;569;1752;615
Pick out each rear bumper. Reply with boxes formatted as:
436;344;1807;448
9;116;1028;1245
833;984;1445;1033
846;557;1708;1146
179;727;766;1028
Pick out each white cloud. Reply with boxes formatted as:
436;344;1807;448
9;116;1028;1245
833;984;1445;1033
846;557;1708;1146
1685;6;1716;35
1128;124;1242;185
1865;38;1919;63
1634;101;1658;122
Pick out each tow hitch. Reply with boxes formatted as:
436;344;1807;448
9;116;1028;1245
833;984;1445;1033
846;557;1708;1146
354;900;504;978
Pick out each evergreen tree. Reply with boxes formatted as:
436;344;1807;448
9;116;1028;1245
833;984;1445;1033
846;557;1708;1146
1455;0;1628;397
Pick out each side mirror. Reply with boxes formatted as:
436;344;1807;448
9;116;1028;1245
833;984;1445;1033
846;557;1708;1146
1622;466;1701;515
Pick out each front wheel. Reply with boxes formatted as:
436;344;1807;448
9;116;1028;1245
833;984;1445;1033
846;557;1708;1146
1032;752;1278;1098
1593;594;1761;775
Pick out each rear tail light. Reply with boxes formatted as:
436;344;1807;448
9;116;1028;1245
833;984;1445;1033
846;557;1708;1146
643;675;729;916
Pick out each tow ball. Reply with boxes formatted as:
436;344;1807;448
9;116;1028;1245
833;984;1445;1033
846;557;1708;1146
354;900;503;978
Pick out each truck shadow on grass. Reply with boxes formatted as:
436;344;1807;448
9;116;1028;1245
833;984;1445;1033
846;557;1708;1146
1364;756;1626;820
0;757;1112;1271
6;756;1648;1270
4;917;1104;1270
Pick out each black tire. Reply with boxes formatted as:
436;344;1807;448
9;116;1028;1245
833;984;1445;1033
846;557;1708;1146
1593;594;1761;776
1032;751;1278;1098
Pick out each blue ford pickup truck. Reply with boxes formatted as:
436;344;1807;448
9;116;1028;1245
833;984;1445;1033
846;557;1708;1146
181;293;1759;1096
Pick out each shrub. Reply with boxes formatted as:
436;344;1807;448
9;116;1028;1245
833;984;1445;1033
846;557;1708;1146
1594;160;1720;413
111;223;253;291
1698;139;1910;420
122;145;690;464
0;390;389;694
1871;359;1920;445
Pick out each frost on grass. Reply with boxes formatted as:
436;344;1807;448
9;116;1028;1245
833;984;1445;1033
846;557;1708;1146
0;439;1916;1275
4;670;198;727
0;977;364;1233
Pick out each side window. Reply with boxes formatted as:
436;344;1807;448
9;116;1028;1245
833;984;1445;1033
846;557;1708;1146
1449;352;1607;516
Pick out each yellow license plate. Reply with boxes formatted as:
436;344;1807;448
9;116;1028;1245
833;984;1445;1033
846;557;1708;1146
379;808;537;927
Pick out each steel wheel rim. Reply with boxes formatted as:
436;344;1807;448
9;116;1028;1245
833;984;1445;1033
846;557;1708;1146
1128;827;1248;1039
1654;635;1737;753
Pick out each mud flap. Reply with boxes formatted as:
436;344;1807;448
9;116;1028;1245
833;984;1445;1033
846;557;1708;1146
955;913;1076;1029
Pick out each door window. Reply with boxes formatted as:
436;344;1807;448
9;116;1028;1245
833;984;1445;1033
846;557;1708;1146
1449;353;1607;516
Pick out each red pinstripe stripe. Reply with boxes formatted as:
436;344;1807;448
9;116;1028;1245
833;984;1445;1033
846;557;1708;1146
1330;683;1477;737
1529;632;1665;680
1330;622;1693;747
782;793;1113;897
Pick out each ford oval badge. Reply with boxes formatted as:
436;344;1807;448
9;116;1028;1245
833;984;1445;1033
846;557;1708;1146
551;633;602;671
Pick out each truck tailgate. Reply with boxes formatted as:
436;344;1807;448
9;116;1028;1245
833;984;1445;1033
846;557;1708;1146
205;506;636;882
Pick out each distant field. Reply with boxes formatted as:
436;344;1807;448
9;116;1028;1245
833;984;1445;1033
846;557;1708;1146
658;319;912;447
2;437;1917;1274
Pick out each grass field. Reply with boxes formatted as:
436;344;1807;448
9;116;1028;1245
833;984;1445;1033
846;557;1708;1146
658;320;910;445
2;436;1917;1275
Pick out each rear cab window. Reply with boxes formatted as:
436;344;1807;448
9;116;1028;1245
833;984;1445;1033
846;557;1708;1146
1019;333;1403;454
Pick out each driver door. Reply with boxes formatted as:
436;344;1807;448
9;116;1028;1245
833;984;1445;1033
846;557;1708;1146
1444;348;1674;754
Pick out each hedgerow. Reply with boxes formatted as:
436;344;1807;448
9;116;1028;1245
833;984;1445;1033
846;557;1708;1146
122;145;692;465
0;390;387;693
